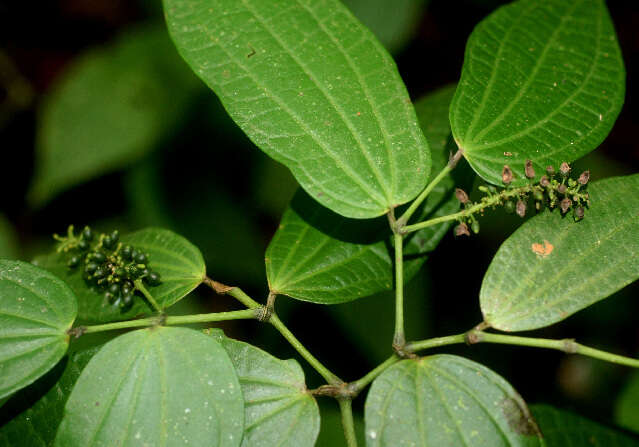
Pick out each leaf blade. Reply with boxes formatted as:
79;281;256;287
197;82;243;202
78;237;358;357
0;260;77;399
450;0;625;185
54;327;244;447
364;355;543;446
163;0;430;218
481;174;639;332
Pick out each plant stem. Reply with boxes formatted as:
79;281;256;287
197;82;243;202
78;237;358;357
350;355;399;394
270;314;343;385
393;233;405;349
134;280;162;313
77;309;258;335
397;150;462;227
404;333;468;352
338;398;358;447
202;277;343;385
469;331;639;368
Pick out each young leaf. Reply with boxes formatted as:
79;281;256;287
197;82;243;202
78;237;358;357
34;227;206;323
450;0;625;185
163;0;430;219
342;0;427;54
481;174;639;332
54;327;244;447
364;355;543;446
615;372;639;433
208;329;320;447
29;24;201;206
532;404;639;445
0;347;99;446
265;85;461;304
0;260;77;399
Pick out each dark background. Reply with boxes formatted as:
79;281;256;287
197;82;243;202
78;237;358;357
1;0;638;441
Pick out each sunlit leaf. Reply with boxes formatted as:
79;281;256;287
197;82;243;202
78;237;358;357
208;329;320;447
0;260;77;399
164;0;430;218
450;0;625;185
265;85;460;303
365;355;543;446
54;327;244;447
30;24;201;206
481;174;639;332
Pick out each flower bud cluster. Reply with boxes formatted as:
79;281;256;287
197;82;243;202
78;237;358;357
453;161;590;237
54;226;161;311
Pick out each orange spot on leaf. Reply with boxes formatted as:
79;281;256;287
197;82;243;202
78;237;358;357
531;240;554;257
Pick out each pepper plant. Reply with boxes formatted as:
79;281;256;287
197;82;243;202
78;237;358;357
1;0;639;446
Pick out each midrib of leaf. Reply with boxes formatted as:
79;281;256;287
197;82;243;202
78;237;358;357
467;1;581;145
457;1;536;144
0;310;62;330
230;0;392;208
427;363;517;445
244;394;305;431
83;336;151;446
421;366;471;447
495;208;639;328
468;3;608;155
0;337;61;365
295;0;400;201
117;347;151;445
274;400;309;447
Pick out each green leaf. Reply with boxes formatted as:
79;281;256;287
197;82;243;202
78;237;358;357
29;23;201;206
0;260;77;399
532;404;639;445
54;327;244;447
207;329;320;447
342;0;427;54
265;85;460;304
615;372;639;433
0;347;98;447
364;355;543;446
163;0;430;219
450;0;625;185
34;228;205;324
0;215;18;259
481;174;639;332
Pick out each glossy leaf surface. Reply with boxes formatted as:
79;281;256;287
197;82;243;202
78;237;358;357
532;404;639;445
208;329;320;447
450;0;625;185
34;228;205;323
266;85;460;303
164;0;430;218
481;174;639;331
0;260;77;399
0;347;98;447
30;24;200;206
54;327;243;447
365;355;543;446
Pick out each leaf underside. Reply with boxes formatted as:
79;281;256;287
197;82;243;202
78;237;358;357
0;260;77;399
163;0;430;218
364;355;543;446
54;327;244;447
265;84;462;304
481;174;639;332
450;0;625;185
209;329;320;447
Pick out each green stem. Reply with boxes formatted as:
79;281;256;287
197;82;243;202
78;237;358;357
350;355;399;394
134;280;162;313
270;314;343;385
78;309;258;335
397;160;455;227
338;398;358;447
404;333;468;352
471;331;639;368
393;233;405;349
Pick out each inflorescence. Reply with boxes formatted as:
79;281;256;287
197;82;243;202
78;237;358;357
453;161;590;236
54;226;161;311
